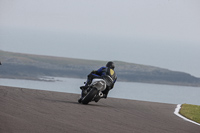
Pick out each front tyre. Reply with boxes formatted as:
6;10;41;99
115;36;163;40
81;88;98;104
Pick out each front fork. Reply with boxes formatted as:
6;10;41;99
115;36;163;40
81;88;103;101
81;87;93;98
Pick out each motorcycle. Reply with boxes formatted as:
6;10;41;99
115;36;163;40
79;75;113;104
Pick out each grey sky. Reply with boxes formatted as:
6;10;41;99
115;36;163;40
0;0;200;77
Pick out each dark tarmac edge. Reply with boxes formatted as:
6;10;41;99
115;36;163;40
0;85;199;133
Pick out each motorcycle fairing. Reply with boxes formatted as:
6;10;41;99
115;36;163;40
90;79;106;91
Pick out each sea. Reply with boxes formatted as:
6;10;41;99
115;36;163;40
0;77;200;105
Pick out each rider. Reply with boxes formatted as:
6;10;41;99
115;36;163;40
79;61;117;102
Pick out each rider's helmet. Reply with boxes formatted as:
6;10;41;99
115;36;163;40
106;61;115;70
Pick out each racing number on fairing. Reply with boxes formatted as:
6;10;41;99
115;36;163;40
110;69;114;76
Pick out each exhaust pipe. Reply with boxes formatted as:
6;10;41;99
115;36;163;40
99;92;104;97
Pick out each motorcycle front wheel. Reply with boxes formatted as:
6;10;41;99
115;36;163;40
81;88;98;104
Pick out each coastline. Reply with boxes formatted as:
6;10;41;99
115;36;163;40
1;75;200;87
1;85;199;133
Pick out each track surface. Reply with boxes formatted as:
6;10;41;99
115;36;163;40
0;86;199;133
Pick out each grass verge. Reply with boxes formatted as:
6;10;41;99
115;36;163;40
179;104;200;124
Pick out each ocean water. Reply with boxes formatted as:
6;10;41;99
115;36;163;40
0;77;200;105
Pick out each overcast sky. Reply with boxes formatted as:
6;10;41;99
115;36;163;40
0;0;200;77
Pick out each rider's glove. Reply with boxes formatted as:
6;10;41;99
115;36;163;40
91;70;97;74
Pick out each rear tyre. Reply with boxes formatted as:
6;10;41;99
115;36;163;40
82;88;98;104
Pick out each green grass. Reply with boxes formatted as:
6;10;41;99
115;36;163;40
179;104;200;124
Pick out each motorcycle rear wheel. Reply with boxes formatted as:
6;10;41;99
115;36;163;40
81;88;98;104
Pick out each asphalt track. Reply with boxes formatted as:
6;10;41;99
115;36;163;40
0;86;199;133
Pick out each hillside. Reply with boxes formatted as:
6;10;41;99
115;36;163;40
0;50;200;87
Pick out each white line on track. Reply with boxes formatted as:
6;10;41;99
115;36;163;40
174;104;200;126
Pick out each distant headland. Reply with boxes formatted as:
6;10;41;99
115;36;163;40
1;50;200;87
